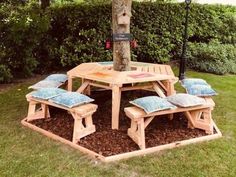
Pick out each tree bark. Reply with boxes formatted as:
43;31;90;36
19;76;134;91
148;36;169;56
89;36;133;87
112;0;132;71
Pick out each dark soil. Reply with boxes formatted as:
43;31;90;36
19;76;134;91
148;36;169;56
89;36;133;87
29;90;209;157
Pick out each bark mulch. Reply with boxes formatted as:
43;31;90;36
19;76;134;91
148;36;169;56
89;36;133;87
29;90;208;157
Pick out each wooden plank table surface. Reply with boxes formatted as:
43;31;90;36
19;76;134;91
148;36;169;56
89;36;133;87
67;62;178;129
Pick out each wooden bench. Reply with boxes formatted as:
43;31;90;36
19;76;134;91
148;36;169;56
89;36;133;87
124;97;215;149
26;94;98;144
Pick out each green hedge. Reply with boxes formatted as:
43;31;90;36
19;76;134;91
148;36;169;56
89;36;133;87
0;2;236;82
0;3;50;78
188;41;236;75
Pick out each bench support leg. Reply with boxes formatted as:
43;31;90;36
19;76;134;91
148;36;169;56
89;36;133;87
26;101;50;122
128;118;146;149
185;108;213;134
71;112;96;144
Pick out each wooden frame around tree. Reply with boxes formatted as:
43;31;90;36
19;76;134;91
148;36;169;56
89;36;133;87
21;118;222;163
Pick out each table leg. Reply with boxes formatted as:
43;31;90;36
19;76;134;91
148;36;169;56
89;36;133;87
112;84;121;130
81;79;91;95
168;81;176;95
67;76;73;91
163;80;175;96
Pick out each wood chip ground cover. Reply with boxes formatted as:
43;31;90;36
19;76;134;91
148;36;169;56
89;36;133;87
29;90;208;156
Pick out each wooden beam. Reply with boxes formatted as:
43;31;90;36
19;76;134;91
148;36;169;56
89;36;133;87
67;76;73;91
184;111;196;128
157;81;168;92
76;81;90;93
21;118;222;163
121;84;153;91
21;118;105;161
89;82;111;90
112;84;121;129
152;82;166;98
144;116;155;129
104;126;222;162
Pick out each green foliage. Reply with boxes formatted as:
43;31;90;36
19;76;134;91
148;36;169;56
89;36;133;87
0;0;26;6
134;30;174;63
188;4;236;44
58;29;112;66
0;65;13;83
0;3;50;78
45;3;112;67
0;2;236;82
188;41;236;75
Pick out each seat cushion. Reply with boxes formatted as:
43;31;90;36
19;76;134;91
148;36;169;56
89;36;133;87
186;85;217;96
29;80;62;90
49;92;94;108
130;96;176;114
98;61;113;65
44;74;68;83
30;88;67;100
167;93;206;107
181;78;208;88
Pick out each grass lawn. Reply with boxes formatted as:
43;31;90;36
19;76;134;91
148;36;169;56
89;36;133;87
0;70;235;177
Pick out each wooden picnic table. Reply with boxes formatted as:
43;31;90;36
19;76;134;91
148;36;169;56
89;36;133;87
67;61;178;129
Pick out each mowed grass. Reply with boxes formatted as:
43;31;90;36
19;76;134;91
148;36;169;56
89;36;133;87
0;70;236;177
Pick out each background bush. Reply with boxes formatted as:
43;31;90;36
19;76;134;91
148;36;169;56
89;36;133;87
0;65;12;83
0;3;50;80
188;41;236;75
0;1;236;82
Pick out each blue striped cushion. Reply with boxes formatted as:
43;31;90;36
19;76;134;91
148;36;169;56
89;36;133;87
181;78;208;88
186;85;217;96
29;80;62;90
98;61;113;65
44;74;68;83
167;93;206;107
49;92;94;108
31;88;67;100
130;96;176;114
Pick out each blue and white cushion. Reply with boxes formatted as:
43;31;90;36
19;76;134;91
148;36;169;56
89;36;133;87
44;74;68;83
29;80;62;90
30;88;67;100
186;85;217;96
98;61;113;65
130;96;176;114
49;92;94;108
181;78;208;88
167;93;206;107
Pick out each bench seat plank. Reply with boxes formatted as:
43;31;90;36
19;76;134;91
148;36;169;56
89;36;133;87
26;95;97;116
125;104;212;120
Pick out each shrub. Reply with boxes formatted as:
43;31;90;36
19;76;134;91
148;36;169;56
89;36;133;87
47;2;236;67
188;41;236;75
0;3;50;77
0;65;13;83
1;2;236;82
57;29;112;66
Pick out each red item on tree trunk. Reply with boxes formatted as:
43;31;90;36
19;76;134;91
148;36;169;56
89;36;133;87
105;39;112;50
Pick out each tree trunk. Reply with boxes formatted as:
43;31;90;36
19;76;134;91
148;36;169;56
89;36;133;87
112;0;132;71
